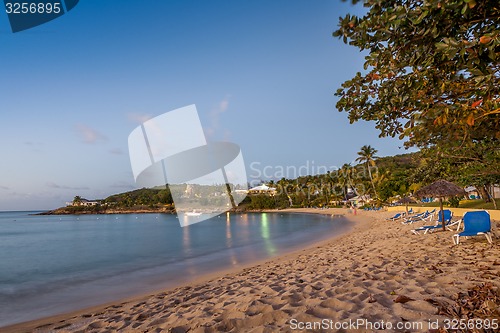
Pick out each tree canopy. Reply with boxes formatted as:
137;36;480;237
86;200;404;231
334;0;500;191
334;0;500;148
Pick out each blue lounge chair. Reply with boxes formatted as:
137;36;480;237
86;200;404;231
386;212;403;221
402;209;435;224
436;209;452;222
453;211;493;245
411;210;456;234
402;211;427;224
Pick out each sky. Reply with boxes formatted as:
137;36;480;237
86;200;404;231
0;0;411;211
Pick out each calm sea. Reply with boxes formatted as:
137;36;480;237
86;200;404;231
0;211;350;327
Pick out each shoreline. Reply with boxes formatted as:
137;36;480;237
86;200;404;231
34;206;350;216
2;208;358;332
4;208;500;332
35;208;175;215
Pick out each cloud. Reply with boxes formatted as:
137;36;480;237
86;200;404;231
23;141;44;152
128;113;152;124
212;96;230;123
75;124;107;144
0;185;9;190
23;141;43;146
7;191;32;198
219;98;229;113
205;96;230;138
110;181;136;190
46;182;90;190
109;148;124;155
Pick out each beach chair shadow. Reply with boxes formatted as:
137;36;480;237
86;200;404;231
453;211;493;245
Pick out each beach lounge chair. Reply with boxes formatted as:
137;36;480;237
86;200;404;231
386;213;403;221
402;210;434;224
411;210;457;234
453;211;493;245
402;211;426;224
427;209;436;216
436;209;453;223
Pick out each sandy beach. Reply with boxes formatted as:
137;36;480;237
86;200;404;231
4;208;500;333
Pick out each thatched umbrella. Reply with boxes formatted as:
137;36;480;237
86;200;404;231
397;196;416;216
415;180;466;231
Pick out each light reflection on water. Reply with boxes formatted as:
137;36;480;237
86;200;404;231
260;213;276;255
0;211;350;327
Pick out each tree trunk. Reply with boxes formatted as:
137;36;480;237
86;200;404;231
367;162;378;199
478;185;491;202
221;168;236;210
440;198;445;231
484;185;498;209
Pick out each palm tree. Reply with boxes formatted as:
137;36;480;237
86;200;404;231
278;178;293;207
339;163;354;202
72;195;82;206
356;145;379;199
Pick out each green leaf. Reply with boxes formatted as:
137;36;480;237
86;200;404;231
333;0;500;162
461;4;468;14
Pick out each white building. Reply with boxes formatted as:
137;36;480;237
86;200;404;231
248;184;277;195
66;199;100;207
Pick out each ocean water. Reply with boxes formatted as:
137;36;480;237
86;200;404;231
0;211;350;327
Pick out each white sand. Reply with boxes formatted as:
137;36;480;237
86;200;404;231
4;208;499;333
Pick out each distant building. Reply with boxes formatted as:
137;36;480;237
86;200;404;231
248;184;277;195
182;184;195;198
234;189;249;195
339;187;359;205
66;198;100;207
464;185;500;200
349;195;371;207
464;186;480;199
